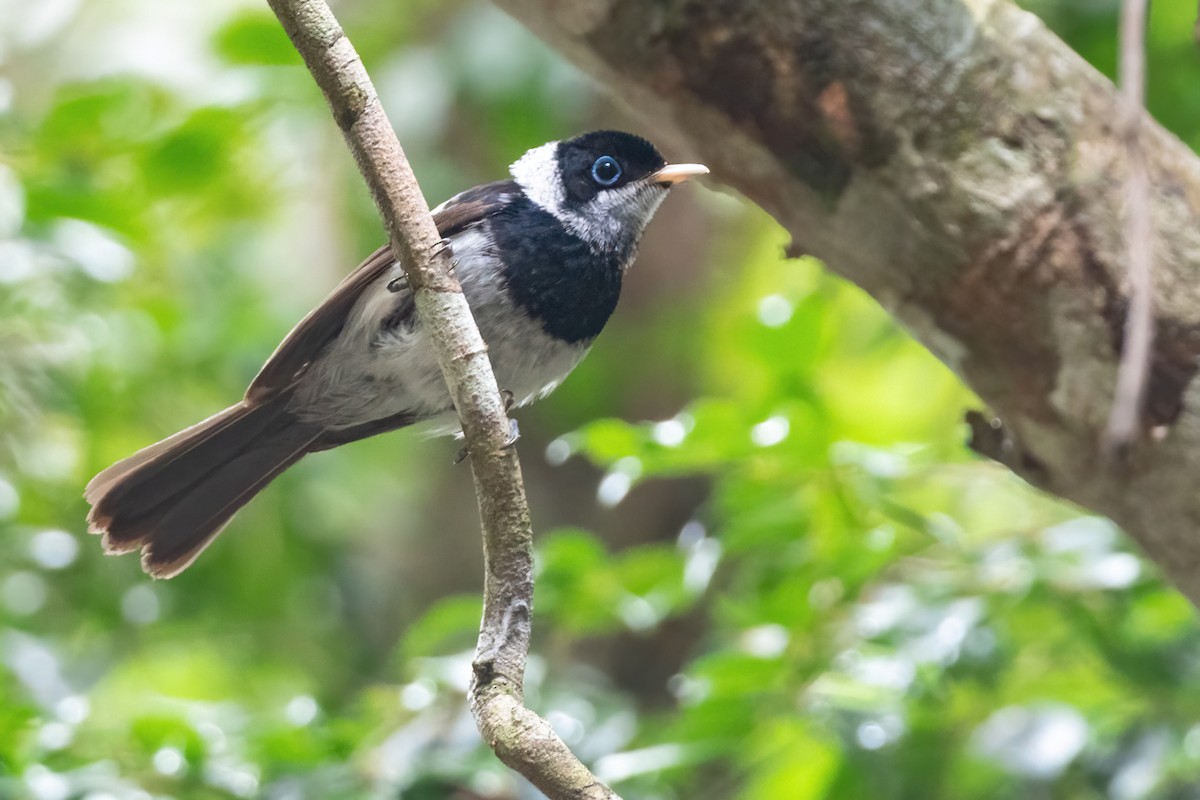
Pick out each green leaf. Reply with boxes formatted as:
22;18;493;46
401;594;482;659
213;11;301;66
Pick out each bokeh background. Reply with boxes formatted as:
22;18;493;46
2;1;1200;798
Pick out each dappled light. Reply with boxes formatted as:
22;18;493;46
3;0;1200;797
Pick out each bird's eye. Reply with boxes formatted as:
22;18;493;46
591;155;622;187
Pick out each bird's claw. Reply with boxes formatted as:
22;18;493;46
503;418;520;448
397;241;454;296
452;418;520;464
431;237;454;260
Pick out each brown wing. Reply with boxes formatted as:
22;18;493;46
244;180;519;403
432;179;518;239
244;244;394;402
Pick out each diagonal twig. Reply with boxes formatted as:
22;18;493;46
1105;0;1155;455
263;1;620;796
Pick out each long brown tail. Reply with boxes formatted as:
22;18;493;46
86;395;321;578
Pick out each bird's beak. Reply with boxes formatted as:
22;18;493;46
650;163;709;186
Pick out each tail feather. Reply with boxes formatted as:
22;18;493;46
85;403;249;504
86;397;321;578
88;399;296;520
140;433;313;577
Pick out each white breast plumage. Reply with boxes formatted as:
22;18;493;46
292;225;589;431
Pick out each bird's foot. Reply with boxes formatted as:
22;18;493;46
391;240;453;293
431;237;454;260
453;419;520;464
503;418;520;448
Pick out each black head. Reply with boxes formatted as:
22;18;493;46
554;130;667;208
509;130;705;256
498;132;707;341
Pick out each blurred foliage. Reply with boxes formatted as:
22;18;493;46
1;1;1200;799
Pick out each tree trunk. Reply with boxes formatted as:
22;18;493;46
493;0;1200;606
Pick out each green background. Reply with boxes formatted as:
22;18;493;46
1;1;1199;797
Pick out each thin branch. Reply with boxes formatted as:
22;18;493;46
1105;0;1155;454
263;1;619;797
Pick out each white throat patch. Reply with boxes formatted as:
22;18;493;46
510;141;565;216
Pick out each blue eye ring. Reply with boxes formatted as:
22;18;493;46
591;155;622;187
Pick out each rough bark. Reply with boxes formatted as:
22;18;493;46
266;1;619;796
492;0;1200;606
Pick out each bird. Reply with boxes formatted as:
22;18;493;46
85;130;708;578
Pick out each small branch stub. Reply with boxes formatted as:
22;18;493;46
265;0;621;796
1105;0;1155;455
